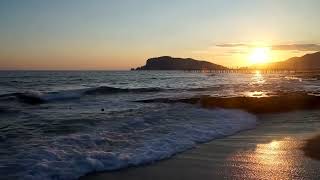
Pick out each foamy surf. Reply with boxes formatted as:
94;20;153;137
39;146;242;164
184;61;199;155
3;104;256;180
0;86;165;105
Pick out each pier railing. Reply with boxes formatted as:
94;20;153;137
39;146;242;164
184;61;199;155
183;69;320;74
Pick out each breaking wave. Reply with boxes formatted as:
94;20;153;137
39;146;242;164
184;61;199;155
2;105;256;180
0;86;165;105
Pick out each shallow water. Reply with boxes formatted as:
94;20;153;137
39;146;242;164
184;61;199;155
81;110;320;180
0;71;320;179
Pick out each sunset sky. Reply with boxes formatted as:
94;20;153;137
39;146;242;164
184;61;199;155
1;0;320;70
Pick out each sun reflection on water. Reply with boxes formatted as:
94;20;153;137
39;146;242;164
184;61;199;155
245;70;269;97
251;70;266;85
246;91;267;97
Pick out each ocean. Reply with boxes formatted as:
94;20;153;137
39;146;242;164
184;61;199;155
0;71;319;180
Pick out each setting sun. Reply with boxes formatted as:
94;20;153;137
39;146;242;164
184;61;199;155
249;48;271;65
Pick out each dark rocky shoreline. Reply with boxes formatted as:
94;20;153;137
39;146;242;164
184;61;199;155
136;93;320;114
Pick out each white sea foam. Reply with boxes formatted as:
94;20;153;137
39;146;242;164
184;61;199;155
7;105;256;180
0;86;165;104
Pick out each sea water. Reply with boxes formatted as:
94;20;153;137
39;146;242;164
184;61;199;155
0;71;319;179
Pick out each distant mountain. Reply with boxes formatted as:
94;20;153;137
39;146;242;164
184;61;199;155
265;51;320;70
135;56;227;70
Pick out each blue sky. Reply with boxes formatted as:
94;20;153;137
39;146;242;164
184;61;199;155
1;0;320;69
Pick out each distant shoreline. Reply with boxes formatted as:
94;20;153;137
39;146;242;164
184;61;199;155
134;52;320;71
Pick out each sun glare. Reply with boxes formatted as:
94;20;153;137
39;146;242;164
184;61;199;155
249;47;270;65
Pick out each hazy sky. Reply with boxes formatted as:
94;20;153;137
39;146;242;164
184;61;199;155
1;0;320;70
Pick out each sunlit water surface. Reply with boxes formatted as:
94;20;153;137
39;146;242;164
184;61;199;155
0;71;320;179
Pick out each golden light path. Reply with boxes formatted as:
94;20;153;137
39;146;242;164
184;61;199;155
246;70;268;97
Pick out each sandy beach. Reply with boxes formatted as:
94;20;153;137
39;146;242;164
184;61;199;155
81;110;320;180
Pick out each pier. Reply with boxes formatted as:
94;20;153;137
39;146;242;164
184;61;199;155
183;69;320;74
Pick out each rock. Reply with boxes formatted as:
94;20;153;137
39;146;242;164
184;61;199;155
136;56;227;70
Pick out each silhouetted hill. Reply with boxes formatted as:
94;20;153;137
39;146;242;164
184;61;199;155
266;51;320;70
135;56;227;70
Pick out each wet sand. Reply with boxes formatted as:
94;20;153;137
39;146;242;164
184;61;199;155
81;110;320;180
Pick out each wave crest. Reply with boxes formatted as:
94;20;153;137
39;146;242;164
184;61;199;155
84;86;163;95
0;86;164;105
6;105;256;179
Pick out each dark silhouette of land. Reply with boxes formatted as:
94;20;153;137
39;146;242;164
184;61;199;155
257;51;320;70
134;56;227;70
136;93;320;114
134;52;320;72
